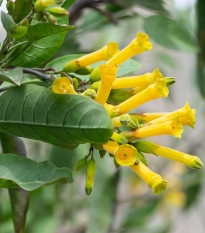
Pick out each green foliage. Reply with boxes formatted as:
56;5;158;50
0;153;73;190
144;15;198;52
0;67;23;85
25;23;74;41
12;0;32;23
11;0;72;67
0;84;113;148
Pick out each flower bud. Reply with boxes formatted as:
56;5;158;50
47;6;69;16
6;0;14;14
34;0;63;12
75;157;87;171
82;89;96;99
46;13;57;25
111;131;128;144
75;66;93;75
85;158;96;195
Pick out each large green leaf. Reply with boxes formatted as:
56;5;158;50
0;84;113;148
25;23;75;41
11;0;71;67
0;153;73;191
12;0;32;23
45;54;141;80
0;67;24;85
144;15;198;52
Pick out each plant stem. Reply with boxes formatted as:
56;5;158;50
23;68;55;81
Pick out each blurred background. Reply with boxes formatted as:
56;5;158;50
1;0;205;232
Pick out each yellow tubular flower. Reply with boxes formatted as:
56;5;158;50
135;141;203;169
112;68;163;89
95;64;118;105
111;131;128;144
121;117;183;141
130;162;167;195
63;42;119;73
146;102;196;128
51;77;77;94
130;112;167;123
111;79;169;116
107;32;152;66
102;141;137;166
102;140;119;155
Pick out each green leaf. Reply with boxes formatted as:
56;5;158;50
25;23;75;41
0;0;3;7
66;0;76;8
0;68;24;85
12;0;32;23
1;11;27;39
0;153;73;191
11;0;70;67
0;84;113;148
144;15;198;52
45;54;141;80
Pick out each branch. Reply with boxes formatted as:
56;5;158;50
22;68;55;81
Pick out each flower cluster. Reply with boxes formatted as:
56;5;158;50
52;32;203;195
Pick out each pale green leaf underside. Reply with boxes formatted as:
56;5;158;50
0;84;113;149
0;153;73;191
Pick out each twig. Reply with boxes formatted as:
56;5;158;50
22;68;55;81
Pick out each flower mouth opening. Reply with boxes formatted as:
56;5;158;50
171;117;183;138
115;144;137;166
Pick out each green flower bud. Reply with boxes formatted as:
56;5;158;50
89;67;101;82
85;158;96;195
75;157;87;171
72;78;78;89
75;66;94;75
99;150;106;158
63;59;81;73
20;19;29;28
6;0;14;14
46;13;57;25
90;81;101;92
164;77;176;87
47;6;69;16
82;89;97;99
34;0;63;12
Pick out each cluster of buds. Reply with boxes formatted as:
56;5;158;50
51;32;203;195
34;0;68;24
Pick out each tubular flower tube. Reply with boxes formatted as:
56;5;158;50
51;77;77;94
107;32;152;66
89;32;152;82
111;68;163;89
102;141;137;166
63;42;119;73
136;102;196;128
130;162;168;195
134;141;203;169
121;117;183;141
108;79;169;117
95;64;118;105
